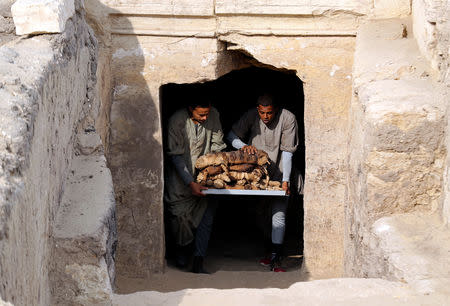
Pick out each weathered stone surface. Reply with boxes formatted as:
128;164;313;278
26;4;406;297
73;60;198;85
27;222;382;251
99;0;214;16
220;33;355;278
373;0;411;18
75;131;104;155
113;278;449;305
0;15;15;47
368;213;450;294
352;18;432;90
0;15;13;32
51;154;115;306
346;17;450;286
109;35;220;277
108;14;360;37
110;15;216;37
86;0;449;283
64;260;112;306
0;0;14;17
215;0;371;15
53;156;115;239
83;3;364;283
0;4;100;305
90;0;371;38
0;298;13;306
412;0;450;86
216;14;359;36
93;15;356;278
413;0;450;226
356;79;446;218
11;0;75;35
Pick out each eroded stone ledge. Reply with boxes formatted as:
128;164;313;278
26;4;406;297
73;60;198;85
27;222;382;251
0;2;106;305
52;153;116;306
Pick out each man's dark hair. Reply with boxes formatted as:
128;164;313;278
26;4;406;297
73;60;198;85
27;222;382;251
187;91;212;109
256;93;277;107
188;100;212;109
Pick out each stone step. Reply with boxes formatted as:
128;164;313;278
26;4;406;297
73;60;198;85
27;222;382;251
371;213;450;294
112;278;448;306
51;152;116;306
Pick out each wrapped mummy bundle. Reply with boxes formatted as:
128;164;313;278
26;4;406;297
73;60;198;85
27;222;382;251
194;149;283;190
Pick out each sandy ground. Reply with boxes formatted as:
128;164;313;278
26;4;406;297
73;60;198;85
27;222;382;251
113;278;450;306
115;196;305;294
116;229;305;293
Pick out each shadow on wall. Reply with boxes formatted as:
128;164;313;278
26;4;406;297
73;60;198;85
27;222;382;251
86;0;165;283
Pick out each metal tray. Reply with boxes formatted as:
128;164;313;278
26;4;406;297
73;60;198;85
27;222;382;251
203;189;287;196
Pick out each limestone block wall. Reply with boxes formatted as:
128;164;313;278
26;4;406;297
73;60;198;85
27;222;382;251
412;0;450;225
219;33;355;278
412;0;450;85
0;4;105;305
346;18;448;278
84;0;421;280
109;35;221;276
0;0;15;46
84;0;364;279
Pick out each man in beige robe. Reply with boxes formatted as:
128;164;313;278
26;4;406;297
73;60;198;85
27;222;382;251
165;99;226;273
227;93;298;272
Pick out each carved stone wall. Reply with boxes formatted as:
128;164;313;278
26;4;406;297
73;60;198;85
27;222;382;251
85;0;412;278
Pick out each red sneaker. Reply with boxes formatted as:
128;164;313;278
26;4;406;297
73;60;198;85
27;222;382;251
259;258;271;267
272;267;286;272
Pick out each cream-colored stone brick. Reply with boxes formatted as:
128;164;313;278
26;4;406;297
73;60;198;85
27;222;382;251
217;15;358;36
11;0;74;35
373;0;411;18
220;34;354;278
99;0;214;16
110;35;219;277
216;0;370;15
110;15;216;37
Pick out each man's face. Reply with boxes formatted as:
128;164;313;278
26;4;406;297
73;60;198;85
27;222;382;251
190;106;211;124
257;105;277;125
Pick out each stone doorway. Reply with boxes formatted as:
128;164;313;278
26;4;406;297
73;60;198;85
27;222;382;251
108;33;354;282
159;67;305;278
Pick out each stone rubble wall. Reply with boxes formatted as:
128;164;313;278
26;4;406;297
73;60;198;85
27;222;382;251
0;0;15;47
0;1;115;305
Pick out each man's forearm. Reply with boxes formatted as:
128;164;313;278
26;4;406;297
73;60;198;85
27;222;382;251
282;151;293;182
171;155;194;185
227;130;247;149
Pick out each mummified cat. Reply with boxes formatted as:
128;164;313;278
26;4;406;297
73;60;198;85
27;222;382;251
194;149;281;190
195;149;269;169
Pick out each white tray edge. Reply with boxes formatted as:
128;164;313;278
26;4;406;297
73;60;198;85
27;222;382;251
203;189;287;196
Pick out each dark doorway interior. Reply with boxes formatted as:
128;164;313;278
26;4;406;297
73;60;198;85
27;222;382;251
160;67;305;276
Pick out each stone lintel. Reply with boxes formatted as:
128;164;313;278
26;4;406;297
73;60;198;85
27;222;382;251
101;0;214;16
217;15;358;36
109;14;357;37
110;15;216;37
215;0;370;15
11;0;75;35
